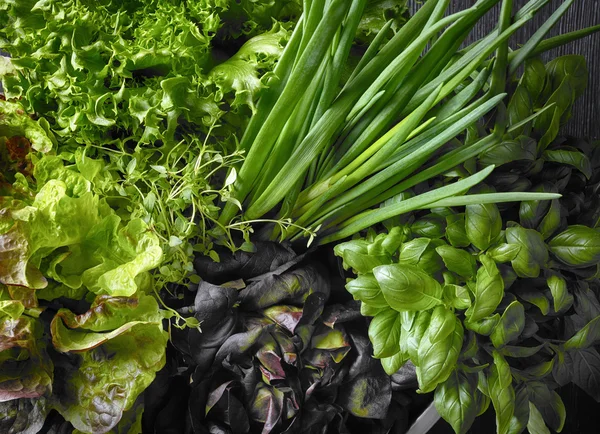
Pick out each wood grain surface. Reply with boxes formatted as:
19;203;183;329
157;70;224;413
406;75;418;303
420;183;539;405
410;0;600;139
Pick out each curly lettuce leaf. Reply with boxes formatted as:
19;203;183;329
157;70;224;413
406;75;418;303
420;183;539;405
0;99;54;153
53;323;167;434
0;288;53;402
50;294;164;352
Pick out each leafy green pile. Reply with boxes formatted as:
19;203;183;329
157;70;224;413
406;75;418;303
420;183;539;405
0;0;303;288
335;54;600;434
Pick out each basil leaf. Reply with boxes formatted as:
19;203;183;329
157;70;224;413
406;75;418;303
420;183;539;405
443;284;471;310
381;226;405;255
522;359;555;380
334;239;392;274
427;305;456;344
508;383;530;434
500;344;546;358
399;238;430;265
411;214;446;239
436;245;476;278
465;203;502;251
523;58;546;103
487;243;521;263
479;136;537;166
490;301;526;348
544;55;588;100
515;286;550;315
464;314;500;336
369;308;402;358
417;317;463;393
381;351;407;376
527;402;550;434
547;274;573;313
527;381;566;432
466;255;504;322
537;198;562;240
552;350;573;387
536;106;561;152
446;213;470;248
548;225;600;268
434;369;479;434
564;316;600;350
346;275;388;308
405;310;431;363
400;310;417;331
360;302;386;317
506;85;533;137
543;148;592;179
569;348;600;401
519;182;556;230
374;264;443;312
488;351;515;434
506;225;548;278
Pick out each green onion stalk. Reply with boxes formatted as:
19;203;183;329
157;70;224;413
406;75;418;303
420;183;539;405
217;0;599;245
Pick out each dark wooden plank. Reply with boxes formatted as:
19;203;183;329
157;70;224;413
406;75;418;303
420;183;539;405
410;0;600;139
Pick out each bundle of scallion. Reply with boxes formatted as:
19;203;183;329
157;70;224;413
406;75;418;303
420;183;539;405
217;0;600;246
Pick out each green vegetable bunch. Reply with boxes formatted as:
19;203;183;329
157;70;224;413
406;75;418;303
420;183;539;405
215;0;600;246
334;54;600;434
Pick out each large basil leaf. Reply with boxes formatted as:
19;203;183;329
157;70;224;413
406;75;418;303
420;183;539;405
543;148;592;179
417;316;463;393
464;314;500;336
547;274;573;313
544;55;588;101
548;225;600;268
434;369;479;434
465;255;504;322
443;284;471;310
404;310;431;363
374;264;443;311
465;203;502;251
522;58;546;103
487;243;521;264
346;274;388;308
334;239;392;274
446;213;470;248
490;301;525;348
527;402;550;434
488;351;515;434
369;308;401;358
381;351;407;376
569;348;600;402
412;214;446;239
515;285;550;315
479;136;536;166
527;381;566;432
427;305;456;344
508;383;530;434
436;245;476;278
564;316;600;350
506;225;548;278
519;182;556;230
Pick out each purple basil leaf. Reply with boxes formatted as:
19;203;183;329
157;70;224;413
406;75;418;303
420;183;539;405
337;373;391;419
194;242;296;283
239;263;329;310
194;282;239;327
321;301;362;328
